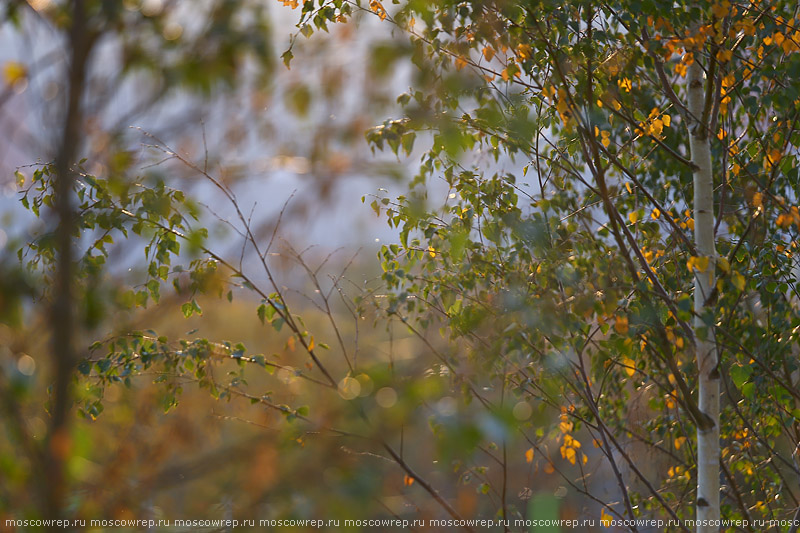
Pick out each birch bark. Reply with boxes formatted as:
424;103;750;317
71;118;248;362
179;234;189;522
686;59;720;531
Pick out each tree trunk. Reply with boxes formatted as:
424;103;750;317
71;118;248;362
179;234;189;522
686;60;720;531
45;1;91;527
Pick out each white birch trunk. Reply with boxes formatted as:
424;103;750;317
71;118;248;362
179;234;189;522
687;60;720;531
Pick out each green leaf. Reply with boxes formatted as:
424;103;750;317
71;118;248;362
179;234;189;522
729;364;751;389
77;360;92;376
181;299;202;318
741;382;756;399
146;280;160;303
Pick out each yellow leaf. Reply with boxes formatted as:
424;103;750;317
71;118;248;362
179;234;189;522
454;56;468;70
563;446;576;464
3;61;26;85
427;246;436;258
403;474;415;486
525;448;534;463
732;272;745;291
711;1;729;18
662;114;671;127
687;255;710;272
601;508;613;526
650;118;664;136
556;88;568;113
784;34;800;53
651;208;661;220
716;49;733;62
628;211;639;224
674;436;687;450
482;46;495;62
621;357;635;377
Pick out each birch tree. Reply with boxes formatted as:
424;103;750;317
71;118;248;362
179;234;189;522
356;0;800;528
687;58;720;529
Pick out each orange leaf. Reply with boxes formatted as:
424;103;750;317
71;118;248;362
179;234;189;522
369;0;387;20
525;448;534;463
614;315;629;335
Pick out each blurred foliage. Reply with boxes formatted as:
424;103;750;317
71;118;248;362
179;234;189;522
5;0;800;531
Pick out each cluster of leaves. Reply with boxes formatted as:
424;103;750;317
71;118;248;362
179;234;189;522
16;152;332;413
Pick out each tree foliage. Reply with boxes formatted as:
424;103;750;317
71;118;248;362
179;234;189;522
357;0;800;527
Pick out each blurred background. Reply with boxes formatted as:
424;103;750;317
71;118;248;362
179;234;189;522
0;1;574;530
